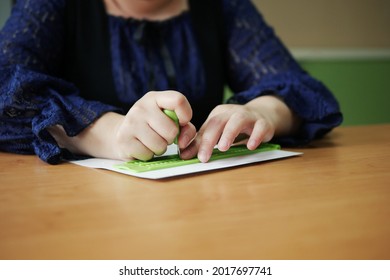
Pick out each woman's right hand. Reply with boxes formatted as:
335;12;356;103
48;90;196;161
113;90;195;161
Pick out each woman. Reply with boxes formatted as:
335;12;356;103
0;0;342;163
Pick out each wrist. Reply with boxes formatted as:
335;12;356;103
48;112;124;159
76;112;124;159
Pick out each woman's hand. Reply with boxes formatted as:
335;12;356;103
48;90;197;161
180;95;301;162
113;90;195;160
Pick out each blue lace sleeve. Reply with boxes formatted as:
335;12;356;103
223;0;343;145
0;0;118;163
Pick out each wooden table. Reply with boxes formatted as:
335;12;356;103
1;124;389;260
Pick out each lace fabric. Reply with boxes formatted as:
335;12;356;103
0;0;342;163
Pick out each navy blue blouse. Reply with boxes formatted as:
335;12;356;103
0;0;342;163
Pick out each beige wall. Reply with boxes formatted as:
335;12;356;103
252;0;390;48
2;1;389;49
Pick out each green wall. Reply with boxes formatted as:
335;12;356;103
225;59;390;126
300;59;390;126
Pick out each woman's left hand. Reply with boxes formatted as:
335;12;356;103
180;95;301;162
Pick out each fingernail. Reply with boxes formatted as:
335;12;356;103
181;134;190;148
218;139;229;151
198;150;209;163
180;148;190;158
248;139;258;150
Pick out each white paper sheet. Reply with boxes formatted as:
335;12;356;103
70;145;302;179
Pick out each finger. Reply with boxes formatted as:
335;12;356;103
179;135;200;160
177;122;197;150
119;138;154;162
147;109;180;144
247;119;274;150
125;104;178;146
217;112;252;152
197;116;227;162
119;113;169;158
135;123;168;156
152;90;193;124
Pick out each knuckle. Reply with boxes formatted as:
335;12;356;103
140;154;154;162
255;119;274;141
256;118;269;129
223;130;237;141
166;90;186;106
212;104;226;114
115;127;129;143
154;146;168;156
232;111;247;123
127;104;144;119
175;93;187;106
116;122;136;142
152;138;169;154
167;126;179;143
144;91;157;98
200;135;215;147
136;151;154;161
207;115;224;128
